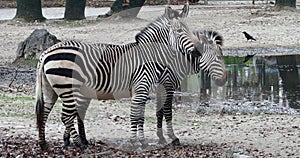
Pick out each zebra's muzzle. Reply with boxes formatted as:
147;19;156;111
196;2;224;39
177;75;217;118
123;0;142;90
214;73;227;86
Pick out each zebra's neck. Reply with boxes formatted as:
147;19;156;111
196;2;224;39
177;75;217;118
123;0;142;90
135;15;170;45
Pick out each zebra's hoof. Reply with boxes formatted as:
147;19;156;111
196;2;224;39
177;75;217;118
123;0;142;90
139;139;148;149
80;144;88;151
158;138;167;145
81;138;89;145
171;138;180;146
39;141;48;151
63;139;71;147
141;142;148;149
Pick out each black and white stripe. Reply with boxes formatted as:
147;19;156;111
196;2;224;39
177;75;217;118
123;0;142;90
36;4;227;150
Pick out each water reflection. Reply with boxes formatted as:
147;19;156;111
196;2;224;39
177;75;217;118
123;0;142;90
180;54;300;111
226;54;300;109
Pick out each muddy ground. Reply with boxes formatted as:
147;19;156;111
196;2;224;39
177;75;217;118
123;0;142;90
0;3;300;157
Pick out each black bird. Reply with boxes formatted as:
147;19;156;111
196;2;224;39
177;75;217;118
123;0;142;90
242;31;256;41
243;53;256;63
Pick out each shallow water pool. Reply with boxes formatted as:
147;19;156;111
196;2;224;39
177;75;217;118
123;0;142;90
179;54;300;113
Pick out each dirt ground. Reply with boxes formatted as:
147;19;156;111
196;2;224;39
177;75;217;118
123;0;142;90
1;4;300;63
0;3;300;157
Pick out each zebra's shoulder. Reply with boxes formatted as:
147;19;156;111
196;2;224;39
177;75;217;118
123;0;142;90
193;30;223;46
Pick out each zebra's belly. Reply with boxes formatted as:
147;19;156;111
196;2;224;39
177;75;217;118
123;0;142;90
79;85;131;100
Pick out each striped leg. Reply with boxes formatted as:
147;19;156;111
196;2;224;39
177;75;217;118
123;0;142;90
76;96;91;145
37;102;56;150
58;90;87;150
130;81;149;147
156;84;167;144
64;114;89;147
156;84;179;145
164;92;180;145
61;96;91;147
36;76;58;151
60;99;84;149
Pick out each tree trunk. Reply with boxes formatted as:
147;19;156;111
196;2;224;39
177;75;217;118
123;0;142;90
64;0;86;20
275;0;296;9
106;0;146;18
15;0;45;22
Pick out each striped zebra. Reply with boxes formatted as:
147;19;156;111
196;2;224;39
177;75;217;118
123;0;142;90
155;30;226;145
36;4;226;150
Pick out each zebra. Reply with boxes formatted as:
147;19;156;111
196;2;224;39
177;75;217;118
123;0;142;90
155;30;226;145
35;4;227;150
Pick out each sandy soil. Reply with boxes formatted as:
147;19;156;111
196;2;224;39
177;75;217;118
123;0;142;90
0;4;300;157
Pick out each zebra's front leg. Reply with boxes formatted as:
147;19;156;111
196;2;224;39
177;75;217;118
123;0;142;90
164;102;180;146
156;107;167;144
130;91;149;148
156;85;167;144
161;85;180;146
130;103;147;147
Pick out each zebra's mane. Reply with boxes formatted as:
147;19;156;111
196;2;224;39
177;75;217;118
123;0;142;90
193;30;223;46
134;14;171;44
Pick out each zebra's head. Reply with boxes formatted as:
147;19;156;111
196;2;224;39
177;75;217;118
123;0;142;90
135;3;193;55
192;30;227;86
164;4;197;55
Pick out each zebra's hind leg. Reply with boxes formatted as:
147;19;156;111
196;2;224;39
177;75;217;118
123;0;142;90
36;80;58;150
76;96;91;145
60;97;86;150
62;97;91;147
61;117;88;148
77;115;88;145
63;125;71;147
62;117;87;147
37;102;57;150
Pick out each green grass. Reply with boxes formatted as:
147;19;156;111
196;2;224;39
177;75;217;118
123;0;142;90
0;113;34;118
0;94;35;101
145;116;156;124
12;58;39;67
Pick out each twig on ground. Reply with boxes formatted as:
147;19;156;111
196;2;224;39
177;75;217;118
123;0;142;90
76;150;114;157
8;67;18;87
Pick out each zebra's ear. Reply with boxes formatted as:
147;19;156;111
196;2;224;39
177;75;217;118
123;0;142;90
179;3;189;18
164;6;174;20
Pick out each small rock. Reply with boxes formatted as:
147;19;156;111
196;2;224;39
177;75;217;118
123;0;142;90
233;153;251;158
15;29;60;61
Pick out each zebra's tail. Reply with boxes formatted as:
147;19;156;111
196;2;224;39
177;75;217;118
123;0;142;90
35;61;44;130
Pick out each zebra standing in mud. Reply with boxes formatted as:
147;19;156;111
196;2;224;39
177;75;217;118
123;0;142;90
36;4;227;150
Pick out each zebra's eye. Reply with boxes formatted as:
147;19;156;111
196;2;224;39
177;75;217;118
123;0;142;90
177;28;183;33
